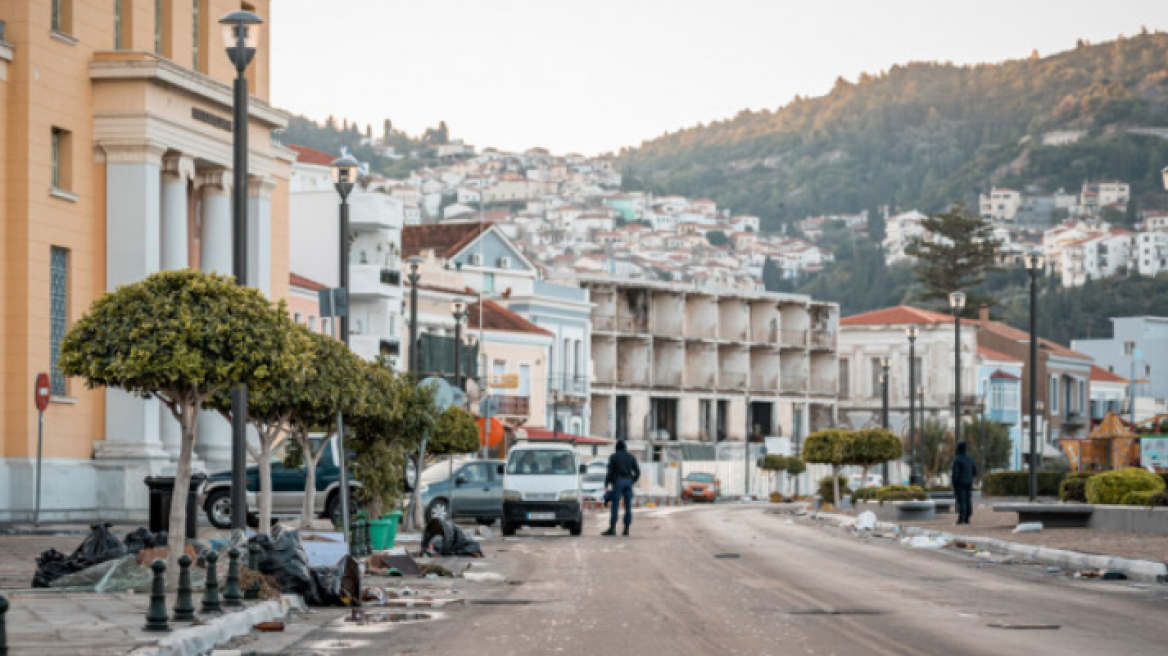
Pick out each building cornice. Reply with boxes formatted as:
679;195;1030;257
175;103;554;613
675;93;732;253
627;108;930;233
89;51;290;129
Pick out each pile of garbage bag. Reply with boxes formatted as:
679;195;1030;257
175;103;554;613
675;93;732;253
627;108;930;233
251;524;360;607
421;518;483;557
33;524;204;591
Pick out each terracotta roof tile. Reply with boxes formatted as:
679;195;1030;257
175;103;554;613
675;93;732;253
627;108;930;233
290;273;328;291
840;305;955;326
467;300;553;337
979;346;1022;363
402;222;493;259
1090;365;1128;384
288;144;335;167
990;369;1021;381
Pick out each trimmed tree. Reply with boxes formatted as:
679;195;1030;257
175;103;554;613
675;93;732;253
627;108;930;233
802;429;852;508
286;330;367;529
429;407;483;457
845;429;903;489
918;418;955;486
58;270;296;585
961;416;1013;481
206;323;314;532
758;454;789;495
347;361;430;519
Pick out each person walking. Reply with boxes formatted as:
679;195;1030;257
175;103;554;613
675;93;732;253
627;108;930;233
951;441;977;525
603;440;640;537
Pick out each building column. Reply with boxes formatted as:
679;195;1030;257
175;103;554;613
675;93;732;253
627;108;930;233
195;169;233;471
93;141;170;518
159;154;197;460
248;176;276;295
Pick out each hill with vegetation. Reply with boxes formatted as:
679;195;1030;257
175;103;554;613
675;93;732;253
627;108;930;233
620;31;1168;229
282;115;450;178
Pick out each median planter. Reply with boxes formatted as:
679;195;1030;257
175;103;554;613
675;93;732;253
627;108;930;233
854;499;937;523
370;511;402;551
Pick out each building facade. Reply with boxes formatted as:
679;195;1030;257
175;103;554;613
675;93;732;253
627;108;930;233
573;277;839;463
1;0;292;521
1074;316;1168;419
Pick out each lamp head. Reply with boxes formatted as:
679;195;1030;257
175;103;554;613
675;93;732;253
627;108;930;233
1023;251;1046;271
331;154;361;199
905;325;920;340
407;256;423;276
452;300;466;316
219;11;262;71
880;356;890;368
949;291;966;311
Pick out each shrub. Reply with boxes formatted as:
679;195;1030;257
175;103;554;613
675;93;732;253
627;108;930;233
1118;490;1168;507
1059;472;1095;503
982;471;1064;497
769;491;783;503
876;485;927;504
818;475;851;505
851;487;880;504
1085;468;1166;505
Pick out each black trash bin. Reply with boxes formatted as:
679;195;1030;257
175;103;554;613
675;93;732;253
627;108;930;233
144;473;206;537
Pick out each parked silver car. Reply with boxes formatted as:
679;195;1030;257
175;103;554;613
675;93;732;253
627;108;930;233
418;459;505;524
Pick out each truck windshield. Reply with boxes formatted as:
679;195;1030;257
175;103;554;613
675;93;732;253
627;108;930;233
508;450;576;476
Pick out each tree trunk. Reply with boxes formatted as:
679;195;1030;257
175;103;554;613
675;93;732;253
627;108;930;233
165;400;198;589
860;464;871;491
257;441;272;535
831;464;842;509
297;430;328;530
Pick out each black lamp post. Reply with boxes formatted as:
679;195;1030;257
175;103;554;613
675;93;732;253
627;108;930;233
407;257;423;376
1024;251;1045;501
880;356;890;484
552;390;563;440
331;155;360;345
906;325;920;486
452;301;467;391
219;9;262;533
950;292;966;447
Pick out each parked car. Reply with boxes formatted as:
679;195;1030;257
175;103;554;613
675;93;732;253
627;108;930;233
418;459;505;524
582;460;609;502
200;436;359;529
849;474;883;490
682;472;720;502
501;442;585;536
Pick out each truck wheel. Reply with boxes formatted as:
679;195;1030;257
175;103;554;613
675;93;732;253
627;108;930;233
204;490;233;530
501;520;517;536
568;518;583;536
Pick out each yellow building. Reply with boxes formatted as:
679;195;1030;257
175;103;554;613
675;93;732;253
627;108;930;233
0;0;293;521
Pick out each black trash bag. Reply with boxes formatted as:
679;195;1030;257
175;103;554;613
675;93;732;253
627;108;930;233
154;530;168;548
122;528;156;554
32;549;82;588
74;523;127;566
422;518;483;557
251;524;315;601
308;555;361;607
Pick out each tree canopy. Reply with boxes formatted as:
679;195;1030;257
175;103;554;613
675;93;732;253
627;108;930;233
905;205;999;312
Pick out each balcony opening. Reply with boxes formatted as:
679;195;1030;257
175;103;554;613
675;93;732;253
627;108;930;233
749;402;774;442
649;397;678;442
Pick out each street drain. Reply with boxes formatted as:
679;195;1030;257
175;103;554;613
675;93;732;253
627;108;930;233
783;609;886;616
469;599;549;606
715;553;741;559
358;612;433;624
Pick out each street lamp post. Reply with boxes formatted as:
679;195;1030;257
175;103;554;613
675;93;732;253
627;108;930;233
950;292;966;447
219;10;262;533
906;326;920;486
880;356;890;484
331;155;360;344
1023;251;1045;501
407;257;423;376
452;301;467;391
552;390;563;441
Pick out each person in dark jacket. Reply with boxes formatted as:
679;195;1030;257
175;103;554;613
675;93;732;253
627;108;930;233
951;441;977;524
603;440;641;536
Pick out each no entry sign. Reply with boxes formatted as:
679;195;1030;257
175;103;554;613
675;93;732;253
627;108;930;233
35;372;50;412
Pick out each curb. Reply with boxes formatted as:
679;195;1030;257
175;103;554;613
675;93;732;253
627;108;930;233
810;511;1168;584
127;600;284;656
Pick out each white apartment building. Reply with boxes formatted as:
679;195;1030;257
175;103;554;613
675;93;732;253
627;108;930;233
883;211;929;263
1081;180;1130;211
979;187;1023;223
289;145;406;365
1136;232;1168;277
1060;230;1134;287
838;306;979;436
573;277;839;464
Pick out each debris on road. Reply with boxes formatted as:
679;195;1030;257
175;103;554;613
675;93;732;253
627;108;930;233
253;620;285;632
368;553;422;577
904;536;948;549
463;571;506;583
1013;522;1043;534
419;563;453;578
853;511;877;531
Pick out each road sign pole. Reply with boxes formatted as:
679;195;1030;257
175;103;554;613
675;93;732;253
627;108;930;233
34;410;43;527
33;373;50;527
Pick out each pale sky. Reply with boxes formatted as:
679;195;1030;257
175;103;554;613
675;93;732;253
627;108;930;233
271;0;1168;155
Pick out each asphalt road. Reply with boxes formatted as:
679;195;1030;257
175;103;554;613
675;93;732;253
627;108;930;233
282;505;1168;656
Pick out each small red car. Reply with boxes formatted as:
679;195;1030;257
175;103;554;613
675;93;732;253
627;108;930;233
682;472;720;502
